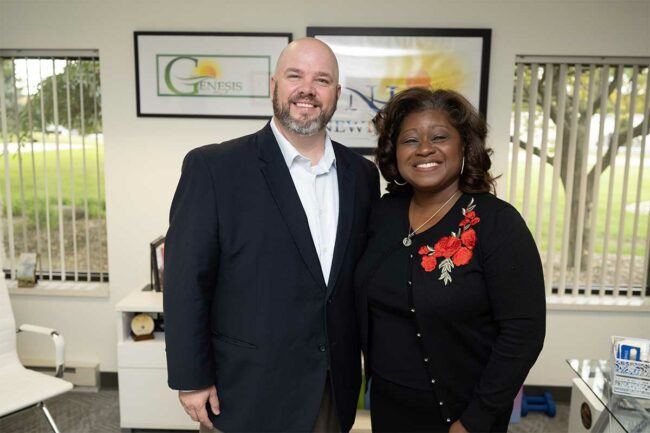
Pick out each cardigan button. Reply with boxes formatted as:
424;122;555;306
439;401;444;406
410;254;414;258
319;344;327;352
408;281;412;286
416;333;421;338
431;379;436;383
410;308;415;313
424;358;429;362
446;418;451;423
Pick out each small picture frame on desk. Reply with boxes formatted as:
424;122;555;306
150;236;165;292
611;335;650;399
16;252;39;288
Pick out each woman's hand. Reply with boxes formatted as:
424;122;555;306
449;420;469;433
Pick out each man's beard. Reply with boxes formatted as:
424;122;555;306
272;86;337;136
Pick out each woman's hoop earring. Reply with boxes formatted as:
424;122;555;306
460;156;465;175
394;178;407;186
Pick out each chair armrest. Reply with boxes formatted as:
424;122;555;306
17;324;66;378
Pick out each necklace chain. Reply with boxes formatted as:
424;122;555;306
402;191;460;247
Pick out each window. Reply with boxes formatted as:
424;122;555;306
0;50;107;282
508;56;649;301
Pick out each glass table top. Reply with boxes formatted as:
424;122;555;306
567;359;650;433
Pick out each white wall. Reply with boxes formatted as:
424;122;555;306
1;0;649;386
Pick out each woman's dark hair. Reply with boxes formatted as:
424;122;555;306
373;87;497;194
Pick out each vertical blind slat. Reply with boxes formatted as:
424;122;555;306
522;64;538;221
25;59;42;259
614;66;638;297
65;60;79;281
586;65;610;297
572;65;597;293
535;64;553;246
545;64;568;293
51;59;67;279
632;68;650;298
558;64;582;295
10;60;28;252
78;61;91;280
0;58;17;278
38;60;54;279
92;59;104;281
509;63;525;204
599;65;624;295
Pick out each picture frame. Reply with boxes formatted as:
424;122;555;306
16;252;39;288
150;236;165;292
307;27;491;154
134;31;292;119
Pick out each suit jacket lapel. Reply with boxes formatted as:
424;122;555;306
257;123;327;290
327;143;356;296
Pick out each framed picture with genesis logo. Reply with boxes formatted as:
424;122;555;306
134;31;292;119
306;27;491;154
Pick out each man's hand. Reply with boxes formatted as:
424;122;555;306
178;385;220;428
449;420;469;433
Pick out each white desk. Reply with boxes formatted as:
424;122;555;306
116;288;198;431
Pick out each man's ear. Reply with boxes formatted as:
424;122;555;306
336;83;341;99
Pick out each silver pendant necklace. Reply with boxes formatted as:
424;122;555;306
402;191;460;247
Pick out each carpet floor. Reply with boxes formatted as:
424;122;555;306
0;388;569;433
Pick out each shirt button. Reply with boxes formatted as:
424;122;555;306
408;281;412;285
416;333;421;338
410;254;414;258
319;344;326;352
439;401;444;406
431;379;436;383
446;418;451;423
424;358;429;362
327;298;332;304
410;308;415;313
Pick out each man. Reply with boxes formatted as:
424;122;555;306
163;38;379;432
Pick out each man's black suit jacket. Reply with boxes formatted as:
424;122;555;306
164;123;379;432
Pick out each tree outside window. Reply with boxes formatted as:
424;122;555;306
1;54;106;282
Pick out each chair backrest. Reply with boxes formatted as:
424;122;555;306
0;271;20;368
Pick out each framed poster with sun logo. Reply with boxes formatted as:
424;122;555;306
134;31;292;118
307;27;491;154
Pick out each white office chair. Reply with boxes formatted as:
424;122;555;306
0;275;73;433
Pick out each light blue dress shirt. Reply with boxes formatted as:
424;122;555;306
270;118;339;285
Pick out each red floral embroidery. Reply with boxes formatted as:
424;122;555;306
460;228;477;250
418;198;479;285
452;247;473;266
459;210;481;228
421;254;437;272
433;236;461;258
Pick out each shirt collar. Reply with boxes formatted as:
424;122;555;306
270;117;336;171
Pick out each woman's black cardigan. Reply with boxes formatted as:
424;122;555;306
354;192;546;432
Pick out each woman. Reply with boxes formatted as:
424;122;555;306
355;88;546;433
